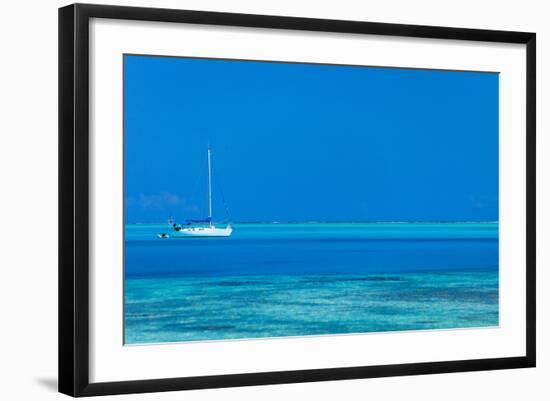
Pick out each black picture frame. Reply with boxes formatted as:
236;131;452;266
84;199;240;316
59;3;536;397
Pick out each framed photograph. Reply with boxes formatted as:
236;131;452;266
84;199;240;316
59;3;536;397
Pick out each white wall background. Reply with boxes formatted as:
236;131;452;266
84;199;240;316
0;0;547;399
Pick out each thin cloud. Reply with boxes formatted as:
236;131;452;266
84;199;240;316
126;192;198;212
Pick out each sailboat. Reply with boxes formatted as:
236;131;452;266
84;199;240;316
159;147;232;238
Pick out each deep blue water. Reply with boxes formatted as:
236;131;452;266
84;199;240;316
124;223;498;344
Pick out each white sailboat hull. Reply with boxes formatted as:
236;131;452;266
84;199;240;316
170;225;233;237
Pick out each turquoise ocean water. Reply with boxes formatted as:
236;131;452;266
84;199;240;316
124;223;498;344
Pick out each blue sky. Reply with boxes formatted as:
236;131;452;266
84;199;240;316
124;55;498;223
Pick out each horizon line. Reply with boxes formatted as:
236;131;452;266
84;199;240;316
126;220;499;225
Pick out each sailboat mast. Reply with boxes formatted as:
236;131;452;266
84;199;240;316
207;147;212;221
